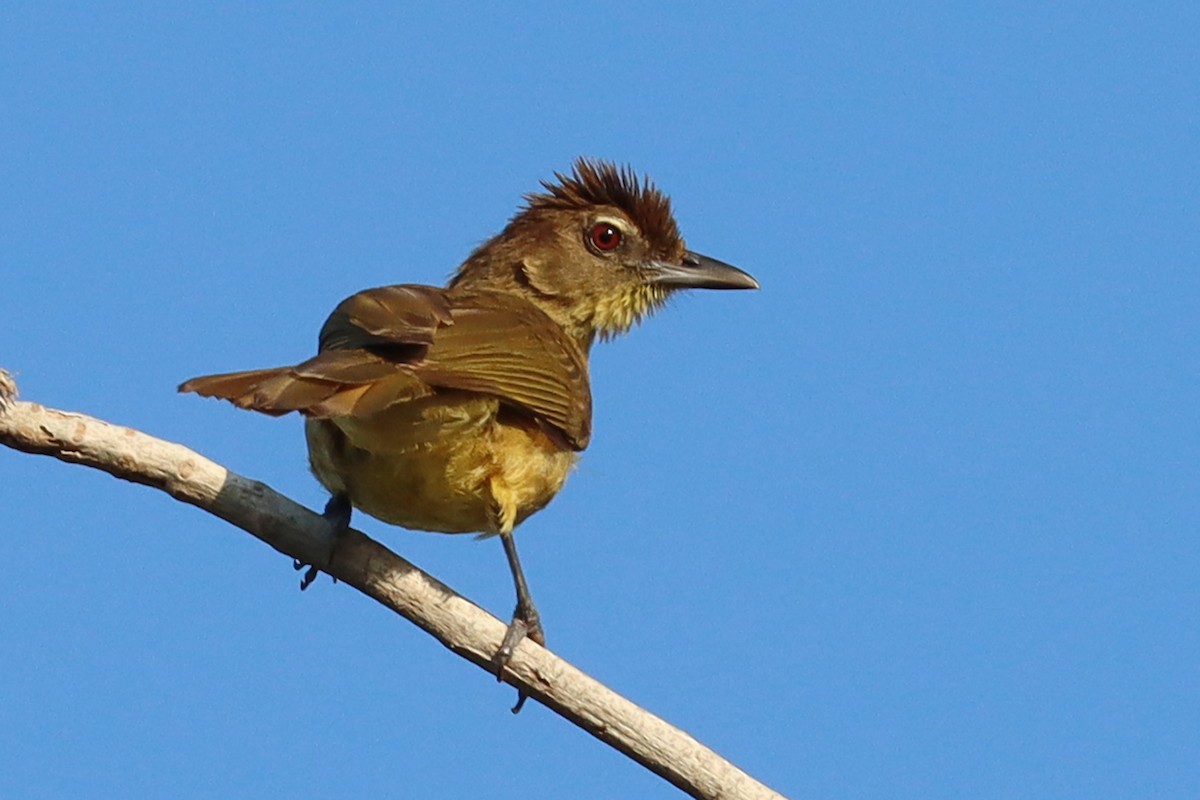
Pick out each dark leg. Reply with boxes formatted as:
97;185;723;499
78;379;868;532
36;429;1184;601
323;492;352;529
294;493;351;590
492;530;544;713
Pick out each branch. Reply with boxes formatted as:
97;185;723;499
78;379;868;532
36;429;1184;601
0;369;784;800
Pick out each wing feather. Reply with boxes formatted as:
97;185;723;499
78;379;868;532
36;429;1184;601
180;284;591;449
413;292;591;448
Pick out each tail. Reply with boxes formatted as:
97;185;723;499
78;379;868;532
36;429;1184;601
179;353;432;418
179;368;303;417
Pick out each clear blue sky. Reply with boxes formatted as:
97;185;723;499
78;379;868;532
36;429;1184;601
2;4;1197;798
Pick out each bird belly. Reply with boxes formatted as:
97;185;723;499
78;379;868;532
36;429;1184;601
304;393;577;535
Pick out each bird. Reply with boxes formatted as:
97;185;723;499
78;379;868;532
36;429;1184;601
180;159;757;706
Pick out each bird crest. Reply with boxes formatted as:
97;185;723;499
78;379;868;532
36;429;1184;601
524;158;682;254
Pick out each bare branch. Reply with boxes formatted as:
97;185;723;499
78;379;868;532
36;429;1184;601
0;368;785;800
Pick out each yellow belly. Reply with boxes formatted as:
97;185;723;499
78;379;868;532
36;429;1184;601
304;392;577;535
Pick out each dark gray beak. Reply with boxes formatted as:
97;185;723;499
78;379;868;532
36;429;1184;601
645;250;759;290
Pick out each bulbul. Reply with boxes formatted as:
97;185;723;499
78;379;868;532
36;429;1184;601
181;159;757;689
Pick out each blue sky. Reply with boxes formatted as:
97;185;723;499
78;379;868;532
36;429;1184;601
2;3;1197;798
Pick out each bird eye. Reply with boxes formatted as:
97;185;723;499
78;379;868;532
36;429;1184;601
588;222;622;252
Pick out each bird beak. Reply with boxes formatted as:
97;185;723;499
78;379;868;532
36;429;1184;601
645;250;760;290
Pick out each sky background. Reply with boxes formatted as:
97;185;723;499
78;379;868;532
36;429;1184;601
2;3;1197;798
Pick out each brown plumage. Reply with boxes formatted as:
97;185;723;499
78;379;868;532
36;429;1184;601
180;158;757;701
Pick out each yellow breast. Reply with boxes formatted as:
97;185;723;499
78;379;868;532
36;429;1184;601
305;392;577;535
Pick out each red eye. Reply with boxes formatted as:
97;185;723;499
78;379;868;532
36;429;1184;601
589;222;622;252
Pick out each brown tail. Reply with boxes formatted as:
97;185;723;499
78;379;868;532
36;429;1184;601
179;353;432;418
179;368;303;417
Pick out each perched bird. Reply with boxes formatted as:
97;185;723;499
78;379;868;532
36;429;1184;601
180;159;757;699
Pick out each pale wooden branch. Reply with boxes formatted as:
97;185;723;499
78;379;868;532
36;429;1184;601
0;368;785;800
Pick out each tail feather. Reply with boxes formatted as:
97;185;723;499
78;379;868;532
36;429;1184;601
180;367;330;416
179;369;289;405
251;372;336;410
180;357;432;419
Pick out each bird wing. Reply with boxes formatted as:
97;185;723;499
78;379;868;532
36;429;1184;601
179;284;592;450
317;284;452;350
415;289;592;450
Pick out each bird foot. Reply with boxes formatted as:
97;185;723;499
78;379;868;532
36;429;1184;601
295;494;351;590
293;559;325;590
493;603;544;713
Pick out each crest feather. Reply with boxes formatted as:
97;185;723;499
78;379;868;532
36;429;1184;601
525;158;681;252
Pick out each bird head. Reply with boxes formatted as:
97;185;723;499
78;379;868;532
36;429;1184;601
450;159;758;347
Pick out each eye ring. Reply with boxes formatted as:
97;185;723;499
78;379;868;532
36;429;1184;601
588;222;623;252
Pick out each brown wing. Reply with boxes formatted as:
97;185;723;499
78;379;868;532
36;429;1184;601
179;284;591;449
317;284;452;351
416;289;591;449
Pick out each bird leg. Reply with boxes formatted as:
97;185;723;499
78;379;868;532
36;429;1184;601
493;529;544;713
294;493;351;590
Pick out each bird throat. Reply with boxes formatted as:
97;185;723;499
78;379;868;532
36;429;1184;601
581;283;671;343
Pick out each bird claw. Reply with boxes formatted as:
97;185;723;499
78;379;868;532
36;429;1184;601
294;558;323;591
294;494;351;590
493;604;544;713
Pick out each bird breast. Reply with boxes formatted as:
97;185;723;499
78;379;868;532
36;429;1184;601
304;391;577;535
